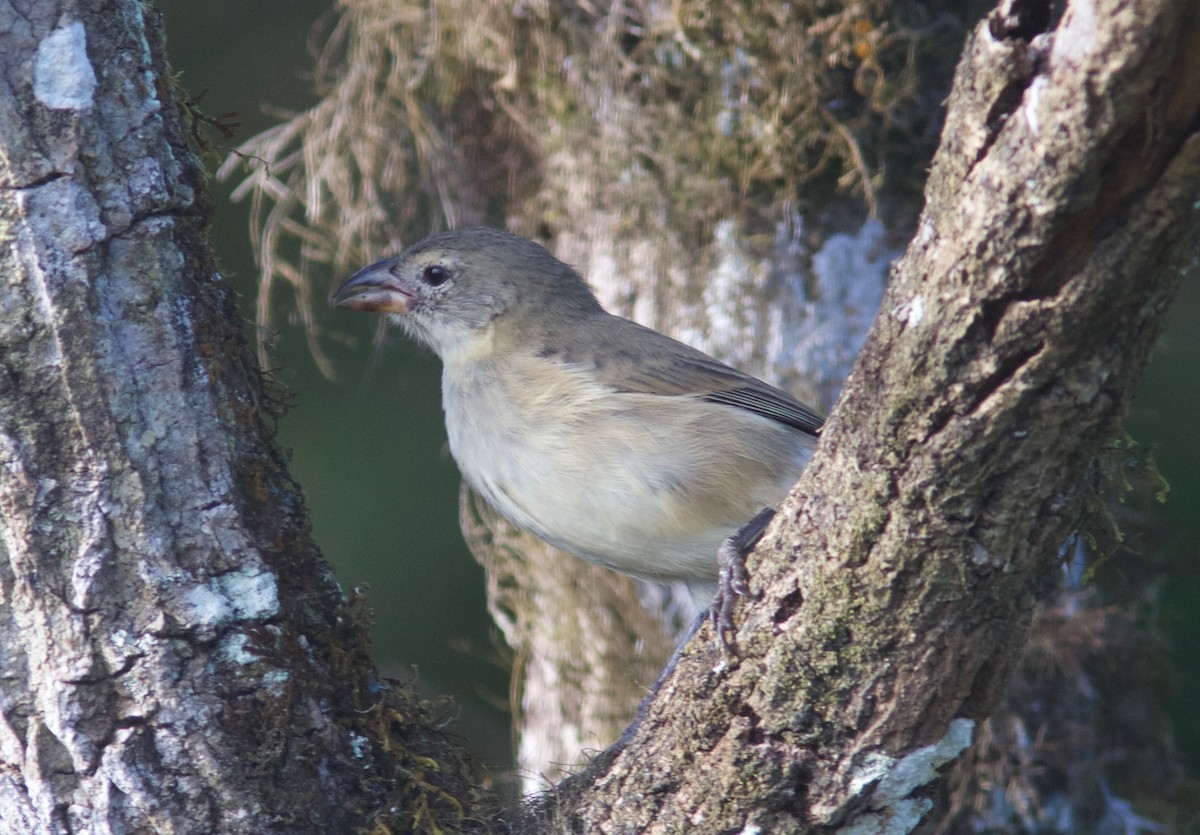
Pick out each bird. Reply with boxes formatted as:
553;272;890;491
332;226;823;649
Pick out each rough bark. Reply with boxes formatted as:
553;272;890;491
0;4;489;833
531;1;1200;831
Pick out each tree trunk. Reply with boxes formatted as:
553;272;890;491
0;4;486;832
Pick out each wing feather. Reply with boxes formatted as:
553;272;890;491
539;314;824;437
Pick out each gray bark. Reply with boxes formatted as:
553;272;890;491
0;4;484;832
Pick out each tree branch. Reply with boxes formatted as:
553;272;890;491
539;1;1200;830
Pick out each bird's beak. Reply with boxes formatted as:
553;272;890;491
332;259;414;315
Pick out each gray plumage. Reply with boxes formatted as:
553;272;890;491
334;227;822;602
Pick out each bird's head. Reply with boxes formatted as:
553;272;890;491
333;226;602;361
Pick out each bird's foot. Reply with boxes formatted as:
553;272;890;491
712;507;775;654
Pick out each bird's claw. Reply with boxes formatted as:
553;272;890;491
712;507;776;654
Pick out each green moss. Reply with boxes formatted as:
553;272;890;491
1076;431;1171;583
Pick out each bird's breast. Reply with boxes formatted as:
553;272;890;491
440;355;812;583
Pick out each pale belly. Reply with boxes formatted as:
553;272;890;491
442;364;812;584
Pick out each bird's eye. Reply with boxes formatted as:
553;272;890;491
422;265;449;287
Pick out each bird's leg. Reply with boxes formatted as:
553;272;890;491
713;506;776;653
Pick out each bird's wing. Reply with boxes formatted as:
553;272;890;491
542;314;825;437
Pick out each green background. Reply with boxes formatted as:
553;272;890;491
158;1;1199;780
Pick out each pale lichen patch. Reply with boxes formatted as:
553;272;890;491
180;567;279;630
216;567;279;621
182;582;233;629
34;22;96;111
837;719;976;834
